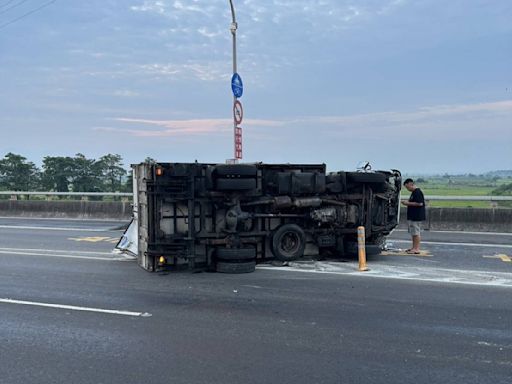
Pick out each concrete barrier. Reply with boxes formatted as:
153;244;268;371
0;201;510;232
399;207;512;233
0;200;132;221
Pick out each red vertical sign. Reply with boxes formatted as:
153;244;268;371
235;126;242;159
234;101;243;160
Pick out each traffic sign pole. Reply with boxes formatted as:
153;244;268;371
229;1;242;162
229;0;237;74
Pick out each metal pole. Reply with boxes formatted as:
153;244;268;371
229;0;237;74
229;0;239;163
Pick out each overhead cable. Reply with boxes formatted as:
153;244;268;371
0;0;31;16
0;0;57;30
0;1;18;9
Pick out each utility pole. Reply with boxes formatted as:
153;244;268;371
228;0;244;163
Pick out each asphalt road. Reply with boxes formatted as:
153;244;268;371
0;218;511;384
0;217;124;255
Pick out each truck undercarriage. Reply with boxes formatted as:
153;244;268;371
133;162;402;273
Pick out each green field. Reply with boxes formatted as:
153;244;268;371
421;186;495;196
403;174;512;208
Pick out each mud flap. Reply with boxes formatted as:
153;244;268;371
114;218;138;258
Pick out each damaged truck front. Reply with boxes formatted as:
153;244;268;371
131;162;401;273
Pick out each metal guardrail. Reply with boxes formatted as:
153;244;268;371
1;191;511;201
425;195;512;201
0;191;132;197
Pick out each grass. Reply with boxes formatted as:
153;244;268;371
420;186;495;196
403;175;512;209
423;201;494;209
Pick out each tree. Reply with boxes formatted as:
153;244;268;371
492;183;512;196
123;171;133;193
0;153;40;191
70;153;103;192
97;154;126;192
41;156;74;192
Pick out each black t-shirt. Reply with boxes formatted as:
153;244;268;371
407;188;426;221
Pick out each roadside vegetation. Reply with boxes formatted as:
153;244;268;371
1;153;511;208
0;152;131;199
404;173;512;208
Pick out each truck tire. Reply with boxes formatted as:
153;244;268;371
216;247;256;262
370;183;387;193
346;172;386;184
215;164;257;177
216;261;256;274
326;172;347;189
344;241;382;256
216;178;257;191
272;224;306;262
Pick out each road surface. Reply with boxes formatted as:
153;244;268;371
0;218;511;384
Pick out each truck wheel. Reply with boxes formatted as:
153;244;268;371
272;224;306;262
215;164;257;177
346;172;386;183
345;241;382;256
216;247;256;262
216;178;257;191
216;261;256;274
370;183;387;193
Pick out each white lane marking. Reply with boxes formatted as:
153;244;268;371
241;285;264;289
0;216;126;223
0;298;151;317
0;247;112;255
390;239;512;249
0;250;127;261
0;225;116;232
394;229;512;236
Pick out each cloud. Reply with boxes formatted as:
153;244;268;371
130;0;222;18
197;27;223;39
123;0;412;84
93;117;286;137
304;100;512;140
138;62;228;82
130;1;167;14
128;1;409;45
377;0;408;15
135;57;278;83
417;100;512;116
94;100;512;142
308;100;512;126
113;89;140;97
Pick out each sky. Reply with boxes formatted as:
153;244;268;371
0;0;511;174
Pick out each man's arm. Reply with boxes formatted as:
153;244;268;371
402;189;425;207
401;201;423;207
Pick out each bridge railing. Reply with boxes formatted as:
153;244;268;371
1;191;511;201
424;195;512;201
0;191;132;199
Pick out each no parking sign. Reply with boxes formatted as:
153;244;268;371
233;100;243;125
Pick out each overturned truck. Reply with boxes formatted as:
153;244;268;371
132;162;401;273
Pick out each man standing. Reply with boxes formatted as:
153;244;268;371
401;178;426;254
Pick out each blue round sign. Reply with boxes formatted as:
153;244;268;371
231;73;243;98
